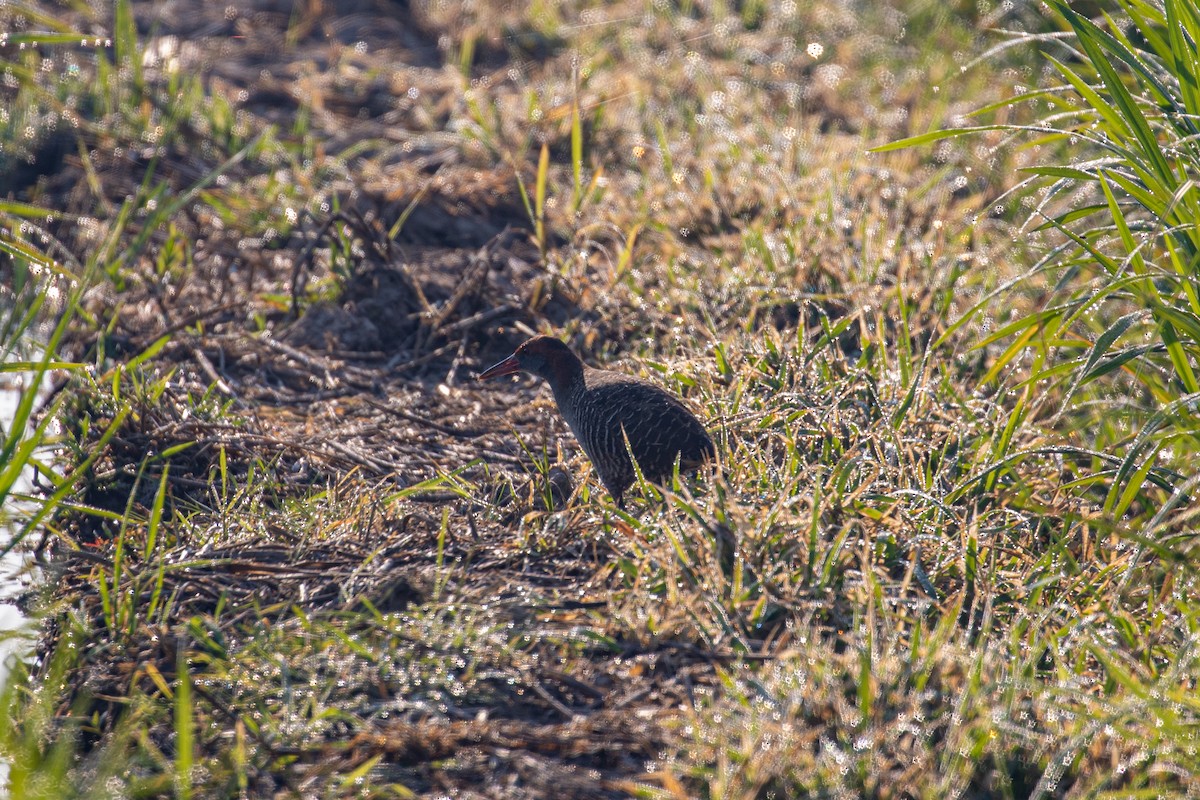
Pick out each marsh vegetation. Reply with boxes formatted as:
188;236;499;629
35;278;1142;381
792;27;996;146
1;0;1198;796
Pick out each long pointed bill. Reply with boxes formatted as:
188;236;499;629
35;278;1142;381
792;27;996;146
477;354;522;380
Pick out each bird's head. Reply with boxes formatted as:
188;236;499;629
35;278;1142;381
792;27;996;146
478;335;582;385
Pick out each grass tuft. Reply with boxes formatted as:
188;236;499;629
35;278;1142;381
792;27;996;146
2;0;1198;796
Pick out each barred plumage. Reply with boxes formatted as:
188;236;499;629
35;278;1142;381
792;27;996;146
479;336;714;508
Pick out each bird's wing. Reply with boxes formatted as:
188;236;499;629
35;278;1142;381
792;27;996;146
586;380;713;474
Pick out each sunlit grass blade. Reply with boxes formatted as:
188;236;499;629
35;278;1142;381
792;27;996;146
571;96;583;212
870;124;1013;153
1108;441;1163;518
1166;0;1200;117
5;403;131;556
535;141;550;254
175;646;194;800
1054;2;1174;185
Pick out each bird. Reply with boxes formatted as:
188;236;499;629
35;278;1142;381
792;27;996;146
478;335;714;508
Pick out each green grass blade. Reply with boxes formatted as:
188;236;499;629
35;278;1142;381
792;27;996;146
145;464;171;560
1166;0;1200;117
571;97;583;212
1054;1;1174;188
870;125;1012;153
1110;441;1164;518
5;405;132;556
175;646;194;800
1043;52;1129;141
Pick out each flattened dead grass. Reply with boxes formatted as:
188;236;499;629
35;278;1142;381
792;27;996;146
4;0;1196;797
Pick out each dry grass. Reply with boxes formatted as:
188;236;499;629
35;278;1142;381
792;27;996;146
2;0;1197;797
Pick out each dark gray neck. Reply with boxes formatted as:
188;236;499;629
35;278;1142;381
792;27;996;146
537;353;585;396
548;366;587;403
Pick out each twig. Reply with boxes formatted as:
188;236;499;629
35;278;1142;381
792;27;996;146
192;347;241;401
437;303;519;338
364;398;488;438
383;341;457;373
258;336;339;388
324;439;397;475
527;678;582;721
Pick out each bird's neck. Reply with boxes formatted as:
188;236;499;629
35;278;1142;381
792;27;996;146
545;360;587;401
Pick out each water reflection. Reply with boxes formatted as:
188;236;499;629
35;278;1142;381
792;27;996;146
0;379;39;684
0;378;40;793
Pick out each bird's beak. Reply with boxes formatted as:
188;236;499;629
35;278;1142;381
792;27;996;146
477;353;522;381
